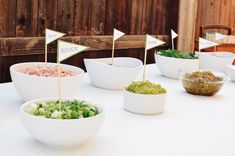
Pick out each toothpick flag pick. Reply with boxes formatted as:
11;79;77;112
215;32;226;40
57;40;89;107
57;40;89;62
171;29;178;49
143;35;165;81
113;28;125;41
45;29;65;63
198;37;220;70
198;37;219;50
111;28;125;65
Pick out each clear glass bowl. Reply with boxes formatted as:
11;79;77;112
179;70;227;96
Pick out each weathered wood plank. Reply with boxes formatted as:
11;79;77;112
0;35;170;56
165;0;179;35
38;0;58;36
90;0;105;35
57;0;75;36
0;0;16;37
104;0;131;34
16;0;38;37
74;0;91;35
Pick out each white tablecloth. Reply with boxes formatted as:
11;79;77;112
0;64;235;156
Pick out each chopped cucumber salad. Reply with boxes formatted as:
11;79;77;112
25;100;99;119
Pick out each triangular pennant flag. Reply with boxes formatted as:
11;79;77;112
171;29;178;39
199;37;219;50
57;40;89;62
46;29;65;44
215;32;226;40
113;28;125;41
146;34;165;50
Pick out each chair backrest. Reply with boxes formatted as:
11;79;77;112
199;24;234;37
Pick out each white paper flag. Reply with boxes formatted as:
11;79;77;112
199;37;219;50
113;28;125;41
146;35;165;50
215;33;226;40
57;40;89;62
46;29;65;44
171;29;178;39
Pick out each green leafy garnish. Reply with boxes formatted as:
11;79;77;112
157;49;197;59
126;81;167;95
25;100;99;119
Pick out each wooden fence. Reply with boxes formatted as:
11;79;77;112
0;0;179;82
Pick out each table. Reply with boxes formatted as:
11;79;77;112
1;64;235;156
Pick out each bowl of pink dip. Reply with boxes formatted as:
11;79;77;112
10;62;84;101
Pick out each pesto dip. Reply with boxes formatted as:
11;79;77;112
182;71;224;96
126;81;166;95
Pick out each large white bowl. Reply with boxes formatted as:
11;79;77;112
10;62;84;101
227;65;235;82
155;53;199;79
84;57;143;90
197;52;235;73
20;98;105;148
123;90;166;115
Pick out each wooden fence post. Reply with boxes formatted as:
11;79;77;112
177;0;198;52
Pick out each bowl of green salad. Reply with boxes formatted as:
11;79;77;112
21;98;105;148
123;81;167;115
155;49;199;79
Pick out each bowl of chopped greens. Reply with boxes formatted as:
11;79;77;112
21;98;105;148
123;81;167;115
155;49;199;79
84;57;143;90
179;70;227;96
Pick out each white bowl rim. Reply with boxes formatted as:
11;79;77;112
195;51;235;58
155;53;199;61
20;97;105;121
227;64;235;69
10;62;84;79
84;57;143;70
124;89;167;97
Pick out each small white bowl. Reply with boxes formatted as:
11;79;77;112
197;52;235;73
155;53;199;79
227;65;235;82
10;62;84;101
20;98;105;148
84;57;143;90
123;90;166;115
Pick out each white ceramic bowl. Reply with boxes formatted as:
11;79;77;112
155;53;199;79
197;52;235;73
227;65;235;82
10;62;84;101
123;90;166;115
20;98;105;148
84;57;143;90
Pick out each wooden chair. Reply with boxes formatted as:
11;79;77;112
195;24;235;54
199;24;234;37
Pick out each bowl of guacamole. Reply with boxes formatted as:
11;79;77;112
123;81;167;115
